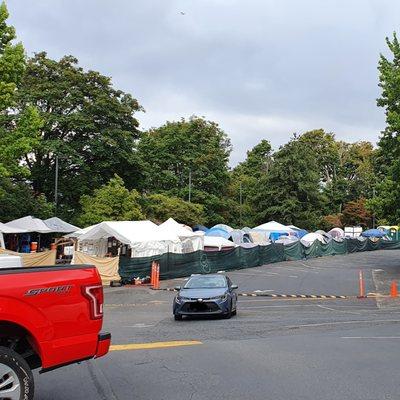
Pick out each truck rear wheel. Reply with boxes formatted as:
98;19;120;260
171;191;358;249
0;346;34;400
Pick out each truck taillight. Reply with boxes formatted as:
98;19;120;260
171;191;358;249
82;285;104;320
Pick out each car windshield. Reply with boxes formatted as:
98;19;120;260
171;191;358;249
184;275;227;289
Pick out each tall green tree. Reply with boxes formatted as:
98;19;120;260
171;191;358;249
0;1;30;178
254;136;326;230
367;33;400;223
229;139;272;227
138;116;231;225
78;175;144;226
142;193;205;226
16;52;143;218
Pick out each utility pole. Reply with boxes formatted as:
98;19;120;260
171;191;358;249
54;155;59;216
239;182;243;227
188;169;192;203
372;187;376;229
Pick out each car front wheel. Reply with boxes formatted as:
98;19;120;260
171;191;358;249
0;346;34;400
174;314;183;321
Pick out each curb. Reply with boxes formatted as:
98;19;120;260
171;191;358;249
157;288;346;299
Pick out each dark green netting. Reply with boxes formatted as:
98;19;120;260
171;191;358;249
118;239;400;281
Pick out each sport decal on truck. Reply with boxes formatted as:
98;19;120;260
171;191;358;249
25;285;73;296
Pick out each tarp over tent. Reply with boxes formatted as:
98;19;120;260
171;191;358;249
5;216;53;233
361;229;388;238
204;236;236;251
44;217;80;233
300;232;327;247
78;220;182;257
158;218;204;252
328;228;345;240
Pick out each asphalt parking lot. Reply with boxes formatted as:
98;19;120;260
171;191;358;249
35;250;400;400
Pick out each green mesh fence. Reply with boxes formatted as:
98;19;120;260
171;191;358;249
118;239;400;281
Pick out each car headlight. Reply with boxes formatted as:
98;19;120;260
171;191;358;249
176;296;190;303
210;294;228;301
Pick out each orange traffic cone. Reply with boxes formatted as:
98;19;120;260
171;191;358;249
390;281;398;298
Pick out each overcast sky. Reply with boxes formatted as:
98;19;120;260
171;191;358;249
6;0;399;165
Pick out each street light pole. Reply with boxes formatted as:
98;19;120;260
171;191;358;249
239;182;243;227
54;155;59;216
188;169;192;203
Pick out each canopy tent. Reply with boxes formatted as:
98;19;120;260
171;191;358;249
203;236;236;251
300;232;327;247
0;222;27;249
205;227;231;239
44;217;80;233
5;216;53;233
78;220;182;257
158;218;204;252
254;221;295;233
66;224;99;238
254;221;296;241
361;229;388;238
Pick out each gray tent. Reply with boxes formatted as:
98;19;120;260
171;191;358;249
44;217;80;233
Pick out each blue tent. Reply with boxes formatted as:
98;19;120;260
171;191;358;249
361;229;388;238
205;227;231;239
193;224;208;232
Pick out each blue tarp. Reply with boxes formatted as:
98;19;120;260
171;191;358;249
361;229;388;238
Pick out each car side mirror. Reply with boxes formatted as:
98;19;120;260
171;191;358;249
174;286;181;291
231;284;238;290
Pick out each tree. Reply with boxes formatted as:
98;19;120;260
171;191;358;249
253;136;326;230
367;33;400;223
138;116;231;224
0;178;53;222
229;139;272;227
78;175;144;226
0;2;24;112
142;194;205;226
0;1;29;178
16;52;143;218
342;198;372;228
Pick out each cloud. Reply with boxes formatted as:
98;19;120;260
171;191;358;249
6;0;394;164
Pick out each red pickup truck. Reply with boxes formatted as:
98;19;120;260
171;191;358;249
0;264;111;400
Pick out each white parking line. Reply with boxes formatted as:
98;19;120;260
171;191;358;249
317;304;361;315
342;337;400;339
286;319;400;328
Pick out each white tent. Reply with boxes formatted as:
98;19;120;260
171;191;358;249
158;218;204;252
5;216;53;233
44;217;80;233
254;221;294;233
300;232;327;247
66;224;99;238
0;222;27;249
204;236;236;251
78;220;182;257
328;228;345;240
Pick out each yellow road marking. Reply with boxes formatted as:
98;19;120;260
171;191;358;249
110;340;203;352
